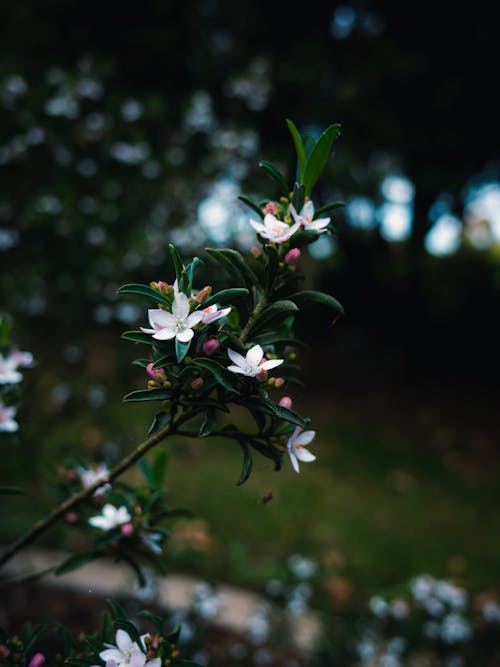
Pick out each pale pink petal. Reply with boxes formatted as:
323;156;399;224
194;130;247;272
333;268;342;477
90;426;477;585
288;221;301;236
260;358;284;371
130;651;147;667
146;659;162;667
152;327;177;340
172;292;190;319
301;200;315;220
88;516;110;530
116;629;133;652
99;649;123;663
185;310;203;328
227;365;250;375
289;203;300;223
140;327;156;334
309;217;330;231
288;449;300;473
228;348;246;368
294;447;316;463
176;328;194;343
296;430;316;446
249;219;266;233
148;309;174;328
246;344;264;367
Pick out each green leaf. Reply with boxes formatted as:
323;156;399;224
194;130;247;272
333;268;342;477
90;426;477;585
184;256;204;286
192;358;237;393
132;358;151;368
168;243;185;285
55;551;101;575
206;248;259;291
291;182;306;213
205;248;246;288
303;123;341;195
202;287;249;308
0;486;24;495
152;448;169;488
121;331;158;346
24;624;47;654
286;118;307;181
175;338;191;363
106;597;128;620
238;195;264;218
123;388;173;402
138;610;164;635
180;397;229;412
288;229;320;248
199;408;217;436
148;411;172;435
252;332;310;351
272;403;310;428
315;200;345;217
139;458;154;487
236;443;253;486
151;354;173;369
264;244;279;291
289;289;344;315
250;300;298;334
259;160;290;196
117;283;170;307
249;440;283;471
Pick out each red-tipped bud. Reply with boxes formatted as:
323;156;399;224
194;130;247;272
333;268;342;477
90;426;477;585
121;523;134;537
285;248;301;266
65;512;78;524
274;377;285;389
203;338;220;355
278;396;293;409
250;246;262;258
256;368;268;383
146;363;166;382
191;377;204;390
28;654;46;667
194;286;212;304
263;201;279;215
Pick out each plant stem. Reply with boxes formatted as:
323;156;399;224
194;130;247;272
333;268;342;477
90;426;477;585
239;294;267;344
0;410;196;571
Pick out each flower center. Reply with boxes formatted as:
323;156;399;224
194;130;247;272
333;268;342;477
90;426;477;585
176;320;186;332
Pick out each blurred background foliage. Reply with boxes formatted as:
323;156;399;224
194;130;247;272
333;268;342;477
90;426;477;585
1;0;499;616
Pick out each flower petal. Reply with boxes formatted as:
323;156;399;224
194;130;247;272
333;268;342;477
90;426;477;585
88;516;111;530
246;344;264;367
146;659;162;667
152;327;177;340
99;649;123;663
309;217;330;231
294;448;316;463
227;365;251;375
176;328;194;343
260;358;284;371
148;309;174;328
185;310;203;328
288;449;300;473
301;200;315;219
249;219;266;234
227;348;246;368
297;429;316;446
116;628;133;652
172;292;190;319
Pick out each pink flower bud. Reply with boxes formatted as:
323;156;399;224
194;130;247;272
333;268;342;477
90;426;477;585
0;645;10;658
28;653;45;667
274;378;285;389
191;377;204;390
203;338;220;355
121;523;134;537
278;396;293;409
151;634;159;649
250;246;262;258
263;201;279;215
285;248;301;266
194;286;212;303
65;512;78;524
256;368;268;383
146;363;165;382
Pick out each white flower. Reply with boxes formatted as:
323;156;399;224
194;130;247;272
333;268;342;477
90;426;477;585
290;200;330;233
88;503;131;531
11;348;35;368
100;630;160;667
249;213;300;243
227;344;283;377
140;291;202;343
286;426;316;473
0;354;23;384
0;402;18;432
200;304;231;324
77;463;111;495
140;529;163;554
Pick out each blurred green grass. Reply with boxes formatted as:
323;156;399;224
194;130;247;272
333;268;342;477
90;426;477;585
2;389;499;606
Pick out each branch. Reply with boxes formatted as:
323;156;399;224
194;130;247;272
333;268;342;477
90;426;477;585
0;409;197;571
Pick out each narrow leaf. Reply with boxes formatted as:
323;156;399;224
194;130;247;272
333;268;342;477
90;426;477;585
205;248;246;288
303;123;341;195
199;408;217;436
289;289;344;315
237;443;253;486
148;411;172;435
250;300;298;333
184;256;203;286
55;551;101;575
264;244;279;291
0;486;25;495
258;160;290;196
202;287;249;308
121;331;158;346
288;229;320;248
291;182;306;213
238;194;264;218
249;440;283;471
123;388;173;402
192;358;237;392
315;200;345;217
175;338;191;363
168;243;184;284
286;118;307;181
117;283;170;307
